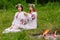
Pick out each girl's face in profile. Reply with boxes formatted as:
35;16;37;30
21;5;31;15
18;6;22;12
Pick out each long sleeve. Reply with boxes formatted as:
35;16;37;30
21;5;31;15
28;12;37;29
28;12;37;22
12;12;18;25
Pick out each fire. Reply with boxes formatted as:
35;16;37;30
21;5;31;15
43;29;50;36
54;30;57;34
43;29;57;38
53;30;57;38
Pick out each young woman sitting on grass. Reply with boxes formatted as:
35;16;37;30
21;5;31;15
2;4;27;33
2;4;37;33
24;4;37;29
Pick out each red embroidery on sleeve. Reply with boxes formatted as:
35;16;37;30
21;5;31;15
16;13;19;19
20;19;24;24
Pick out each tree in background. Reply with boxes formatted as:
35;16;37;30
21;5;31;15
0;0;60;9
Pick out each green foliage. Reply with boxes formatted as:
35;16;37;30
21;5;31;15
0;0;26;9
0;2;60;40
0;0;60;9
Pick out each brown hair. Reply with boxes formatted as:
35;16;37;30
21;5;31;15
29;6;36;13
16;5;23;11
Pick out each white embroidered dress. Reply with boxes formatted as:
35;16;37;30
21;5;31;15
12;11;27;28
24;12;37;29
2;11;37;33
2;11;27;33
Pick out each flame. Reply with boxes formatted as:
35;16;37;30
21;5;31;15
53;30;57;38
43;29;57;38
54;30;57;34
43;29;50;35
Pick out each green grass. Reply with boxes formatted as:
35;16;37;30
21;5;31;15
0;2;60;40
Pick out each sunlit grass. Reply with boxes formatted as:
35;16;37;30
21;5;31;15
0;2;60;40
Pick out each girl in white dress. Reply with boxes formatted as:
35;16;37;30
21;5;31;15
23;4;37;29
2;4;27;33
2;4;37;33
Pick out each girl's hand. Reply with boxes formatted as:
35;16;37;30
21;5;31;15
24;13;28;16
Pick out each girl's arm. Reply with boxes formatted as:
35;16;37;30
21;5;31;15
31;14;36;20
32;12;37;20
12;12;18;25
24;12;28;16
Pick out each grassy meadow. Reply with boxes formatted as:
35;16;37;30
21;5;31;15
0;2;60;40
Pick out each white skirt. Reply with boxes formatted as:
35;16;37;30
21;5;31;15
2;25;21;33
